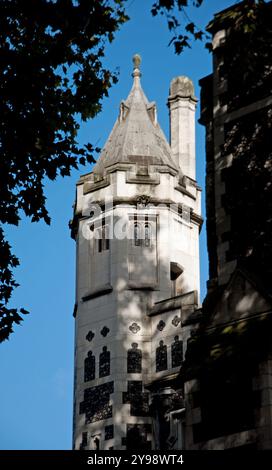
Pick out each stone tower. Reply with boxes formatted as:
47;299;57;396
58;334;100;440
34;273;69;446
71;55;202;450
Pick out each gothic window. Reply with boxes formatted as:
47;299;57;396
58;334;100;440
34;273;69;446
79;381;114;424
105;425;114;440
90;217;111;293
129;214;157;286
123;381;149;417
144;223;151;247
133;220;152;247
134;223;141;246
79;432;88;450
84;351;95;382
98;223;109;253
94;437;100;450
156;340;168;372
127;343;142;373
99;346;111;378
171;336;183;368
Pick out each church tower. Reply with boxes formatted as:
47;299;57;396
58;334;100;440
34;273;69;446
71;55;202;450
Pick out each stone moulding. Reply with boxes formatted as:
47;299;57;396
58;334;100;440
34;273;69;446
82;283;113;302
80;160;180;194
175;183;197;201
136;195;151;207
126;173;160;185
148;290;198;316
127;281;159;291
83;175;111;194
70;196;203;240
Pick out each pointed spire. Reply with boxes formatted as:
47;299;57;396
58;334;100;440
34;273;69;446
93;54;178;175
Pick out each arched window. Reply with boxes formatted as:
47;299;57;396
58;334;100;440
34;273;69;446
133;220;152;248
127;343;142;373
98;223;109;252
84;351;95;382
102;225;110;251
79;432;88;450
94;437;100;450
144;223;151;247
156;340;167;372
171;336;183;368
134;223;141;246
99;346;110;378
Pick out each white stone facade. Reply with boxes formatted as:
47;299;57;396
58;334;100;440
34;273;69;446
71;56;202;450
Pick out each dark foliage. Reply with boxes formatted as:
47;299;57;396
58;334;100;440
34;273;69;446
151;0;208;53
0;0;128;342
152;1;267;54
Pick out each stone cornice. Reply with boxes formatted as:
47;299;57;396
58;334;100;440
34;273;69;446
168;94;198;105
77;162;179;191
70;196;203;239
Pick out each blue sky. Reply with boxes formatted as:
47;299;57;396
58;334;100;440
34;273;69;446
1;0;236;450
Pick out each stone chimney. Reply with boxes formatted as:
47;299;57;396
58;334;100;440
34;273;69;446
168;76;197;180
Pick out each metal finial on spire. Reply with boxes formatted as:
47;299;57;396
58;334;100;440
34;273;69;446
132;54;142;79
133;54;141;69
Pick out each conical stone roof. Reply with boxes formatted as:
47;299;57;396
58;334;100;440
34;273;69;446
93;55;178;175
